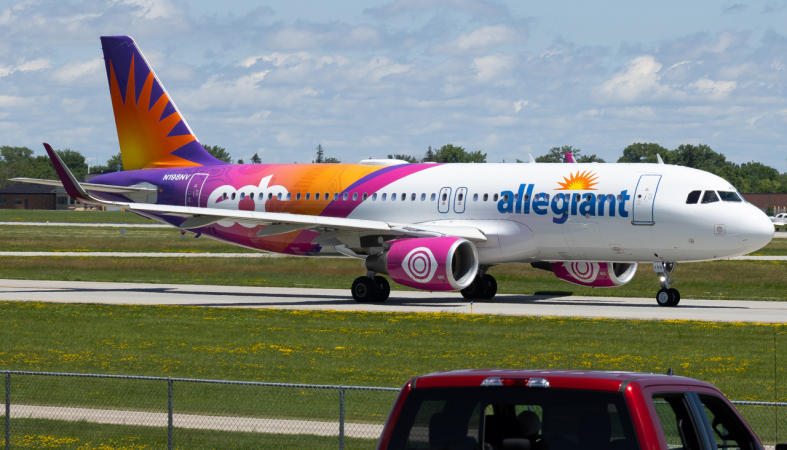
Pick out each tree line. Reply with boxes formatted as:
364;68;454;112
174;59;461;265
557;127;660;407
2;142;785;194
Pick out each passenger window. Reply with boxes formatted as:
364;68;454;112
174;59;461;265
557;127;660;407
352;193;358;201
545;194;550;202
697;394;757;450
334;193;339;201
473;194;478;201
231;193;236;200
240;193;245;200
483;194;488;201
402;193;406;201
701;191;720;204
342;193;348;201
523;194;529;202
372;193;377;201
363;193;368;201
286;193;291;201
325;193;329;200
718;191;742;202
305;193;310;201
652;393;702;450
258;193;263;201
223;193;228;200
503;193;509;201
392;193;397;201
431;193;436;201
493;194;499;201
411;193;416;201
276;193;282;200
296;193;301;200
686;190;701;204
268;193;273;200
421;193;426;201
382;193;387;201
314;193;320;201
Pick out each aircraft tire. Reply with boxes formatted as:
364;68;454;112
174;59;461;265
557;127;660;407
481;275;497;300
668;288;681;306
374;276;390;302
351;276;379;303
656;288;673;307
460;276;488;300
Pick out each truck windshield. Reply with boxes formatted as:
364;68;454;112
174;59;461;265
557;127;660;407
387;387;639;450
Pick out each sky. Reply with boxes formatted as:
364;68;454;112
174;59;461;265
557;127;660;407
1;0;786;169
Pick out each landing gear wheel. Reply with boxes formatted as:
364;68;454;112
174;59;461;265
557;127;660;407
374;276;390;302
656;288;673;307
481;274;497;300
351;276;379;303
668;288;680;306
461;276;488;300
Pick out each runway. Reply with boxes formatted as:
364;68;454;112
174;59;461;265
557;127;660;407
1;279;785;323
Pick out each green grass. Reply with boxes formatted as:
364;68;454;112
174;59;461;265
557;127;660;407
1;303;785;402
747;237;787;256
2;418;376;449
0;209;156;224
0;225;254;253
0;255;785;300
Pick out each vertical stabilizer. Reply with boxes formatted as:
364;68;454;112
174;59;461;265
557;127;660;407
100;36;223;170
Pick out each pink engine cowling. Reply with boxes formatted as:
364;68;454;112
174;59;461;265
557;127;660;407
366;237;479;291
551;262;638;287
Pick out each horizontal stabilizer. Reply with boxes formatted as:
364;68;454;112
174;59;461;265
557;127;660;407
10;177;157;195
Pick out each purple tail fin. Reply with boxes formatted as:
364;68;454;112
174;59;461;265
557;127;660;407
100;36;224;170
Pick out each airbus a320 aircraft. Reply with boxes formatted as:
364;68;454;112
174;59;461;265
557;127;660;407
17;36;774;307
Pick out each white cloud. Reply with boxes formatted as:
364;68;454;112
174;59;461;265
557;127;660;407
471;54;515;82
0;58;50;79
596;56;668;103
689;78;737;99
52;58;102;84
430;25;524;55
513;99;528;113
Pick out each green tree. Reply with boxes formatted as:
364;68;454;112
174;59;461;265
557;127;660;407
323;157;341;163
250;153;262;164
314;145;324;163
429;144;486;163
617;143;671;163
670;144;727;172
423;146;436;162
56;149;88;179
388;154;419;163
202;144;232;163
237;158;244;164
536;146;580;163
107;152;123;171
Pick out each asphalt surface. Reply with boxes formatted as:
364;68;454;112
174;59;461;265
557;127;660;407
1;279;785;323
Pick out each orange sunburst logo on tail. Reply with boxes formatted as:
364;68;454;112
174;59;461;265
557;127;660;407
109;55;200;170
556;170;599;190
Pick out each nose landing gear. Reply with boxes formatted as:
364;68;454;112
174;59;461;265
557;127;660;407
654;262;680;307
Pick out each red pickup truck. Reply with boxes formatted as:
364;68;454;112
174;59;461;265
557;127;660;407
376;369;784;450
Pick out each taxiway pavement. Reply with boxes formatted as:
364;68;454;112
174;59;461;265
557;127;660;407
1;279;784;323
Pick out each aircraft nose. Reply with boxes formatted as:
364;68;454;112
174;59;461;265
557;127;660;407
741;205;774;252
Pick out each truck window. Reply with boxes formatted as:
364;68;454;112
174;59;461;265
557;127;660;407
696;394;758;450
388;387;639;450
652;393;702;450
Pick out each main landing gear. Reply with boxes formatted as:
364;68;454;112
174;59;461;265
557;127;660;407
351;272;390;303
461;267;498;300
654;262;680;307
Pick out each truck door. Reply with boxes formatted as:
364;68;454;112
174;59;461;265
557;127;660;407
632;174;661;225
185;173;209;207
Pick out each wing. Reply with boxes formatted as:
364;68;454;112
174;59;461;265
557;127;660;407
41;143;487;244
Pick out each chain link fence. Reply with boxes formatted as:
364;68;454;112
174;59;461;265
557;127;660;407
1;370;785;449
1;371;399;450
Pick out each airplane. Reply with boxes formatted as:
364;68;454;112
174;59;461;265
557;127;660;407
15;36;775;307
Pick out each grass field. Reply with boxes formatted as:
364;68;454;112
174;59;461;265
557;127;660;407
1;255;785;300
0;210;156;224
1;302;785;402
2;419;376;449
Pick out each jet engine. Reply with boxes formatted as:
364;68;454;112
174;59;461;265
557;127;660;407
365;237;479;291
549;261;638;287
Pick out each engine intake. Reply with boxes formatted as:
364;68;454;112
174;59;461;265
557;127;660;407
366;237;479;291
551;262;637;287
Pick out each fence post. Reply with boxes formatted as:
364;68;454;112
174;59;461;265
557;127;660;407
4;372;9;450
339;387;345;450
168;378;173;450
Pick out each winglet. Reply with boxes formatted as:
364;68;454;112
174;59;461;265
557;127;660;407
43;143;123;207
565;152;576;163
656;154;665;165
528;153;536;163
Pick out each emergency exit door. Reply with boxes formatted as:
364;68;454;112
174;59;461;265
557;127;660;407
185;173;209;207
632;174;661;225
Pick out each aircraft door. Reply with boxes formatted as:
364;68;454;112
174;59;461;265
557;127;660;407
632;174;662;225
453;187;467;214
437;187;451;213
185;173;209;207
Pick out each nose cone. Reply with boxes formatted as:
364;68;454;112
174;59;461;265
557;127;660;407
741;205;774;253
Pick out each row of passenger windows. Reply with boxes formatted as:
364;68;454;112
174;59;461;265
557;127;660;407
220;191;625;203
685;190;742;204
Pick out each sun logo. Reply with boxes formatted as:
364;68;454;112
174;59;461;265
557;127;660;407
556;170;599;190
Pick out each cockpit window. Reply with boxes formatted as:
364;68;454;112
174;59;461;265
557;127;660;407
718;191;742;202
701;191;720;204
686;190;701;204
